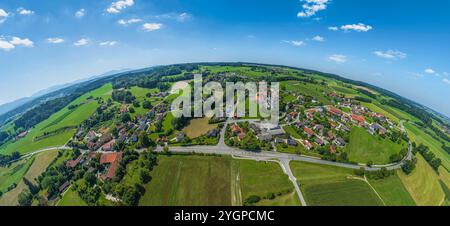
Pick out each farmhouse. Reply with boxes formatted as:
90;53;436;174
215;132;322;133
304;127;315;137
328;106;343;116
99;152;123;180
351;114;366;126
66;155;83;168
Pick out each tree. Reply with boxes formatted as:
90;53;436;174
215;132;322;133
18;191;33;206
163;146;170;153
354;167;365;177
139;169;152;184
401;159;416;175
244;195;261;206
139;132;154;148
129;107;135;113
121;113;131;123
143;100;153;109
23;178;39;195
84;172;97;186
366;161;373;167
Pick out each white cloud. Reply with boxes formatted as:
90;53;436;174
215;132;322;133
10;37;34;47
340;23;373;32
107;0;134;14
117;18;142;26
297;0;329;18
328;26;338;31
47;38;65;44
374;50;407;60
75;9;85;18
312;35;325;42
0;9;9;23
283;40;305;47
177;12;192;22
0;36;34;51
142;23;163;31
0;38;15;51
328;54;347;63
74;38;89;46
443;78;450;85
99;41;117;46
425;68;436;74
17;8;34;15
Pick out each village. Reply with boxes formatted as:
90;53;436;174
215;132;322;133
225;89;403;160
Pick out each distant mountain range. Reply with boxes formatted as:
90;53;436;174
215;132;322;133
0;68;131;117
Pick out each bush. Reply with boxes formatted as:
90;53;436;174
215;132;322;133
244;195;261;206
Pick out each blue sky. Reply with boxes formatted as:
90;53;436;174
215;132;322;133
0;0;449;116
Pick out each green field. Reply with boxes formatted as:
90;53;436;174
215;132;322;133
139;155;232;206
361;102;401;124
129;86;161;117
0;83;112;155
290;161;384;206
58;187;87;206
282;81;332;105
368;173;416;206
345;127;404;164
238;159;300;206
405;122;450;170
139;155;299;206
397;154;445;206
0;150;59;205
0;158;33;193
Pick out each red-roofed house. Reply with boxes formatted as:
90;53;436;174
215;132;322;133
328;106;343;116
100;152;123;180
329;146;337;154
304;127;315;137
351;114;366;126
66;155;83;168
302;140;313;150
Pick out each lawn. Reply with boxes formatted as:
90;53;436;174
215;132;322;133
162;112;175;133
0;150;59;205
0;83;112;155
139;155;232;206
405;122;450;171
182;117;217;138
58;186;87;206
139;155;299;206
397;154;445;206
283;125;302;139
345;127;404;164
290;161;383;206
238;159;300;206
368;173;416;206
